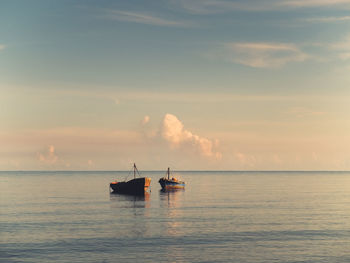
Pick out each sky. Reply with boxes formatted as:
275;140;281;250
1;0;350;170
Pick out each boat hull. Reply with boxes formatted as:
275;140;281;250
159;178;185;190
110;177;151;195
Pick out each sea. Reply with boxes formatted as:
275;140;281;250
1;171;350;263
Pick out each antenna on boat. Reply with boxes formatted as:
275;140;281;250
167;167;170;180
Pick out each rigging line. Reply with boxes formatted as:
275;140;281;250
123;165;134;181
134;164;141;177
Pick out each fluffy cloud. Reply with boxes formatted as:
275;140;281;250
161;114;221;159
141;115;150;125
38;145;58;165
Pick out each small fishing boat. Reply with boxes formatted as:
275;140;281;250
110;163;151;195
159;167;185;190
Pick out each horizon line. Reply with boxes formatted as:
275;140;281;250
1;170;350;173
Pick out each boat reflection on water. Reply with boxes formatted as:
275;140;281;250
109;191;151;237
159;188;185;238
109;191;150;209
159;187;184;206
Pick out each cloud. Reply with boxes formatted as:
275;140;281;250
282;0;350;7
331;35;350;51
175;0;271;13
174;0;350;13
0;44;5;50
101;10;191;27
339;52;350;60
88;159;94;167
329;35;350;60
141;115;150;125
235;152;257;167
37;145;58;165
292;34;350;62
161;113;221;159
223;42;308;68
272;154;282;164
303;16;350;23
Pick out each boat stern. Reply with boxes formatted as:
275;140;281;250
144;177;151;190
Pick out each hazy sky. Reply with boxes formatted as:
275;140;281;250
1;0;350;170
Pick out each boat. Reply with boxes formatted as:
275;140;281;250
110;163;151;195
159;167;185;190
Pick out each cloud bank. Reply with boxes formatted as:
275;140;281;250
161;114;222;159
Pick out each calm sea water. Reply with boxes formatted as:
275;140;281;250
1;171;350;263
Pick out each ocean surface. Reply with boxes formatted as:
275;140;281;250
1;171;350;263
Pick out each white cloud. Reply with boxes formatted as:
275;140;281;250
161;113;221;159
223;42;308;68
102;10;191;27
141;115;150;125
37;145;58;165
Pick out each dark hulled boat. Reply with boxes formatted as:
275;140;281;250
159;167;185;190
110;163;151;195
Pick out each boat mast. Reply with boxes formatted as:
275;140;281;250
167;167;170;180
134;163;136;179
